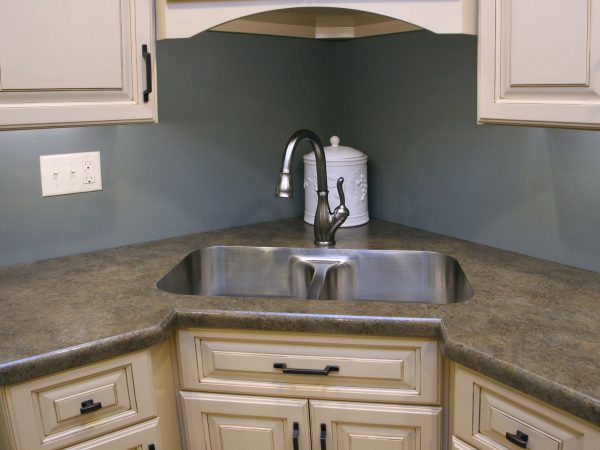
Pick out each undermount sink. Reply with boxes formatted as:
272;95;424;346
158;246;473;304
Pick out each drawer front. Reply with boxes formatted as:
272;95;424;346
39;367;132;436
479;387;570;450
178;329;440;404
452;365;600;450
5;351;156;450
63;418;161;450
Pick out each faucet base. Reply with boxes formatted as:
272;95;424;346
315;240;335;247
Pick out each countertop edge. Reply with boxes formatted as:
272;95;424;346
442;338;600;426
1;308;599;428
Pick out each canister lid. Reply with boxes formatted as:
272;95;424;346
303;136;366;163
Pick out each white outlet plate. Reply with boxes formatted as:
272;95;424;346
40;151;102;197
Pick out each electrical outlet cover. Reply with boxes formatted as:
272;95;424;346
40;151;102;197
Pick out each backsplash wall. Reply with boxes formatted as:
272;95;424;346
338;31;600;272
2;29;600;273
0;32;336;267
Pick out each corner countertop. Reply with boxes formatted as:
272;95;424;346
1;219;599;426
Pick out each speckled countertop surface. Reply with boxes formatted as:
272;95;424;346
1;219;599;426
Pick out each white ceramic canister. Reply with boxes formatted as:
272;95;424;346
303;136;369;227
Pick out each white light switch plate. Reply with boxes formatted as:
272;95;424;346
40;151;102;197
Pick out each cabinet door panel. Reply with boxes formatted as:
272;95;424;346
180;392;310;450
1;0;124;90
479;0;600;128
0;0;156;129
310;400;441;450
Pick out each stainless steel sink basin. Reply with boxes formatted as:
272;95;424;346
157;246;473;304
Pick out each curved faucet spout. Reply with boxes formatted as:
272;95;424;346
276;129;328;197
276;129;349;246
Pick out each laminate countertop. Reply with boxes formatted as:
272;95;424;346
1;219;599;426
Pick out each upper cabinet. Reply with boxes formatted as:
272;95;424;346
156;0;478;40
0;0;157;130
479;0;600;129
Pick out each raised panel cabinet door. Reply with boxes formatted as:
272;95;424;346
310;400;442;450
179;392;311;450
479;0;600;128
0;0;157;130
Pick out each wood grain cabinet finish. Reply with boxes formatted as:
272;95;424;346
2;352;156;450
177;329;440;405
452;365;600;450
0;0;157;130
479;0;600;128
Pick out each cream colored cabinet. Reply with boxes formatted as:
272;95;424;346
177;329;442;450
156;0;477;40
62;418;161;450
178;329;440;405
451;364;600;450
180;393;311;450
0;0;157;130
310;400;441;450
0;343;181;450
180;393;441;450
479;0;600;129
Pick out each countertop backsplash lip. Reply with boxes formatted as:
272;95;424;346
1;218;600;428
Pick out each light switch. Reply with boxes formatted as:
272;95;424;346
40;151;102;197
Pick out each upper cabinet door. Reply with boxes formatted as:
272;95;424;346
479;0;600;129
0;0;157;130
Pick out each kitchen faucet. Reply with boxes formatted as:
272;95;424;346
276;129;349;246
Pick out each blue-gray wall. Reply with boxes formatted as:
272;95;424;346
2;30;600;273
338;31;600;272
0;32;336;266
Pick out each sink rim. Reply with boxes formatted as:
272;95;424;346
157;245;474;304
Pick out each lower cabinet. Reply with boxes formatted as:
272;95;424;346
0;342;180;450
180;392;310;450
63;419;161;450
452;364;600;450
180;392;441;450
177;329;443;450
310;400;441;450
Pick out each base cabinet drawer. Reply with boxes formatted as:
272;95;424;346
3;351;156;450
452;365;600;450
178;329;440;404
63;418;161;450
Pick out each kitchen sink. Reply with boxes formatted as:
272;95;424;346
157;246;473;304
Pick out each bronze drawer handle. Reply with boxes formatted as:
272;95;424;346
320;423;327;450
506;430;529;448
274;363;339;376
293;422;299;450
80;399;102;414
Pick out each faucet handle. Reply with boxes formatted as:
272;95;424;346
334;177;349;219
336;177;346;207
